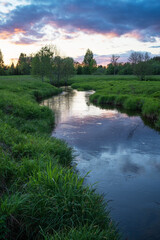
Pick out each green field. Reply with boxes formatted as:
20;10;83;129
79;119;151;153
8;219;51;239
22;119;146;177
0;76;119;240
70;75;160;129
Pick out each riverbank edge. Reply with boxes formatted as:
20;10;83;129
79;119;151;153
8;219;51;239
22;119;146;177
0;78;120;240
71;83;160;130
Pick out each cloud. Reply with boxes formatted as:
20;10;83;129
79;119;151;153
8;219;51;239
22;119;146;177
1;0;160;44
1;2;12;7
13;37;39;45
150;46;160;48
62;35;75;40
0;4;48;41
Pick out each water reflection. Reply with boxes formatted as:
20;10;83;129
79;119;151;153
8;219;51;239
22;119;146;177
42;89;160;240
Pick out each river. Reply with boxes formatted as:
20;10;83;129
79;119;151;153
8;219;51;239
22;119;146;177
42;88;160;240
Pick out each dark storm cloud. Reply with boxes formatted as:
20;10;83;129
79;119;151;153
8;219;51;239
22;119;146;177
0;4;48;40
0;0;160;43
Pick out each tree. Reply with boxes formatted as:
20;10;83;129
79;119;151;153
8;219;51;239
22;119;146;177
0;49;5;75
32;45;74;85
150;61;160;75
118;63;133;75
144;52;150;62
83;65;91;75
31;45;55;82
52;56;75;86
128;52;141;65
62;57;75;86
83;49;97;74
106;63;114;75
52;56;63;86
8;63;16;75
110;55;120;75
94;65;106;75
76;65;83;75
17;53;31;75
128;52;151;80
0;49;3;66
83;49;93;65
152;56;160;62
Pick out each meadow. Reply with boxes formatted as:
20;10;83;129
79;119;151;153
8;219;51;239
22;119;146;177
70;75;160;129
0;75;119;240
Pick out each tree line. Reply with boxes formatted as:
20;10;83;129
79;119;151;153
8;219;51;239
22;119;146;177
105;52;157;81
0;47;160;81
0;46;75;86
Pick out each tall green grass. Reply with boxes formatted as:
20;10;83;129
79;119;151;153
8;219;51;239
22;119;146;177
0;76;119;240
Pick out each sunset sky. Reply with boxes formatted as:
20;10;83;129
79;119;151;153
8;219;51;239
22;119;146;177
0;0;160;65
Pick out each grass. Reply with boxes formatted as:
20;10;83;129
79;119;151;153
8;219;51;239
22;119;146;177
0;75;119;240
70;75;160;129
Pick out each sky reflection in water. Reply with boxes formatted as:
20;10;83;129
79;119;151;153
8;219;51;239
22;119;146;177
42;90;160;240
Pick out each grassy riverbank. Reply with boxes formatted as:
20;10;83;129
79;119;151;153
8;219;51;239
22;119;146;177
0;76;119;240
70;75;160;129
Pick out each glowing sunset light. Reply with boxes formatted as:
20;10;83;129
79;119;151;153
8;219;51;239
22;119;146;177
9;58;18;66
14;28;26;34
0;0;160;65
0;31;13;40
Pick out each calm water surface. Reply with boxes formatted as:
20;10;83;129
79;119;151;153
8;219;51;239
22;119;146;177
42;89;160;240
